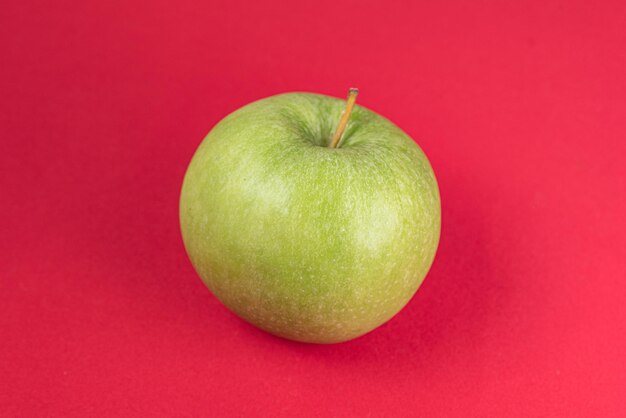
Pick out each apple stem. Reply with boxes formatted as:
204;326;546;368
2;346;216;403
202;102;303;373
329;88;359;148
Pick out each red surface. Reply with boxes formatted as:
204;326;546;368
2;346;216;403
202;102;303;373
2;0;625;416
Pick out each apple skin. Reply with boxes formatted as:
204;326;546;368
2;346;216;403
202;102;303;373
180;92;440;344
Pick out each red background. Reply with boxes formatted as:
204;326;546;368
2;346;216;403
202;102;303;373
2;0;625;416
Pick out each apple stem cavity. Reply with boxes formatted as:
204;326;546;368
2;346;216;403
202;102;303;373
329;88;359;149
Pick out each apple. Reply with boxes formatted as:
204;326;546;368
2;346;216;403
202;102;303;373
180;89;440;344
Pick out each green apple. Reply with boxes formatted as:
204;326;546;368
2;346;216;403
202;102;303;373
180;90;440;344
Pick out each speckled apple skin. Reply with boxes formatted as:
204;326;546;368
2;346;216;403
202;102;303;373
180;92;440;344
